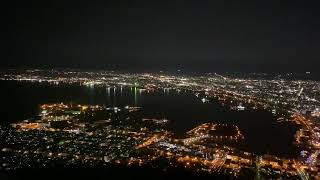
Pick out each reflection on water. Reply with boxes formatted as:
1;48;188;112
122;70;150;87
134;87;137;107
0;81;300;157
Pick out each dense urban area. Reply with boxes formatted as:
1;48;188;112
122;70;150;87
0;69;320;179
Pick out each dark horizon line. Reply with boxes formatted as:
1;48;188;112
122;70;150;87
0;66;318;76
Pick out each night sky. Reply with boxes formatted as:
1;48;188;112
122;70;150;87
2;1;320;72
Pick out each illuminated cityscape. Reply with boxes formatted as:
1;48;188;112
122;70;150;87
3;0;320;179
0;69;319;179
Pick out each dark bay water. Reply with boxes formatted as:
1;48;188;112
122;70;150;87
0;81;300;157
